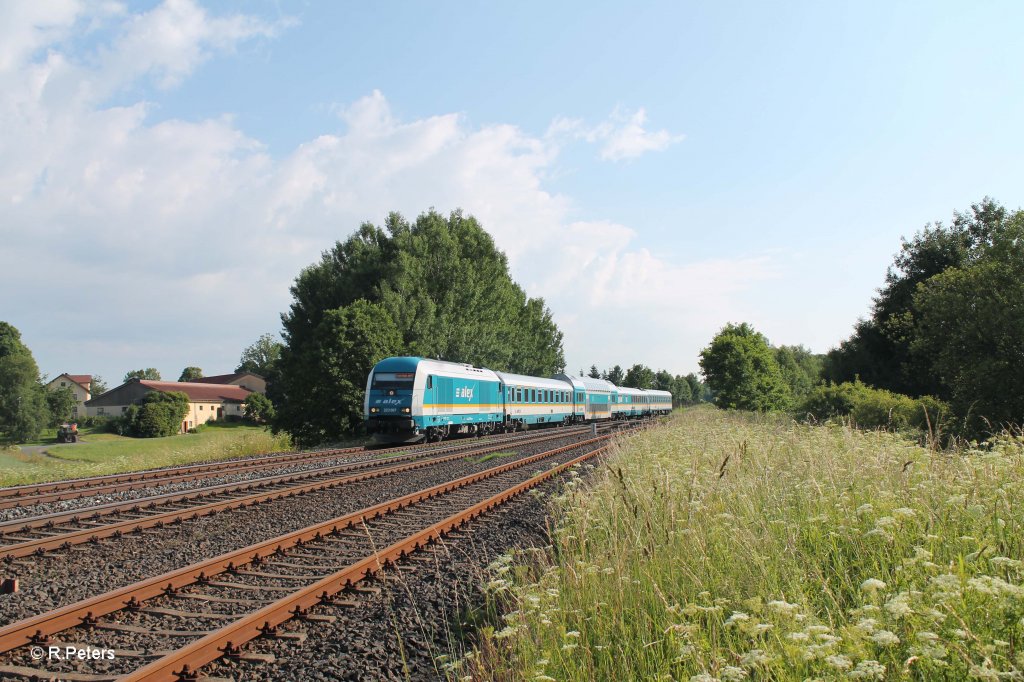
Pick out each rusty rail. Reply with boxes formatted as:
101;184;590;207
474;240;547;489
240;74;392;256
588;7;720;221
0;433;616;657
126;444;610;682
0;426;610;560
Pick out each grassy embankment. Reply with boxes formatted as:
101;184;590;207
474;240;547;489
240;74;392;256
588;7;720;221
463;407;1024;681
0;422;293;487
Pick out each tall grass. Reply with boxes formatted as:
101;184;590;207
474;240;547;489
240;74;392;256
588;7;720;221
462;407;1024;681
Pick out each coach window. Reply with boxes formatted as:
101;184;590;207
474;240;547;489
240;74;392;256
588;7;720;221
427;375;433;389
532;389;536;402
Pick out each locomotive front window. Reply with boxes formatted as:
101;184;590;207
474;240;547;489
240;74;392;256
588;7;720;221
372;372;415;390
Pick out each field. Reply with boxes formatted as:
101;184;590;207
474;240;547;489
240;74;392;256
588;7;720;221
465;407;1024;681
0;422;293;487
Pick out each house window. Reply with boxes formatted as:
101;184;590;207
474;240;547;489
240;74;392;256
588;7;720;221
122;406;128;413
98;408;105;415
199;405;204;410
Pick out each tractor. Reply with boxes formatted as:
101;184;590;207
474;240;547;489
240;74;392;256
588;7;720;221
56;422;79;443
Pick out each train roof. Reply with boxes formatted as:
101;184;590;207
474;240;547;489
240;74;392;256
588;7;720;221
495;372;573;390
552;374;616;393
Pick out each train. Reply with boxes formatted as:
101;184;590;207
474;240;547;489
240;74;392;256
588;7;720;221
364;356;673;443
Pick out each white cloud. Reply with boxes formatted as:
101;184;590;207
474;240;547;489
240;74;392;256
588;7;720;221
549;106;684;161
0;3;770;382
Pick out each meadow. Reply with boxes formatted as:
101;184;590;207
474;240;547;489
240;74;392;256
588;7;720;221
463;407;1024;681
0;422;293;487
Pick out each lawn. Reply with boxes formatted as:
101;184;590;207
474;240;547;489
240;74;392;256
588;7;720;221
463;407;1024;681
0;422;293;487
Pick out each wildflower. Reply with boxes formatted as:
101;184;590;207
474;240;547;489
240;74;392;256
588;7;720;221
854;618;878;634
847;659;886;680
689;675;720;682
740;649;769;666
560;643;577;652
870;630;900;646
751;623;774;635
856;503;874;515
787;632;810;642
493;625;519;639
564;631;580;639
534;676;557;682
725;612;750;626
860;578;886;593
825;654;853;670
990;557;1023;570
874;516;897;529
721;667;748;681
806;625;832;635
767;600;800;615
884;593;913;619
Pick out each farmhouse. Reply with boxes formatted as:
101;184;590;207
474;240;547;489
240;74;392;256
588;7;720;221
45;374;92;418
85;379;252;433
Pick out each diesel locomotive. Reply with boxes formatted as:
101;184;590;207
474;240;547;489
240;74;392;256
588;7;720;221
364;356;672;443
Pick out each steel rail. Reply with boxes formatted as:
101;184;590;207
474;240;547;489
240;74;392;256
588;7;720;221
0;433;616;657
0;426;613;560
0;425;598;536
126;443;610;682
0;428;538;509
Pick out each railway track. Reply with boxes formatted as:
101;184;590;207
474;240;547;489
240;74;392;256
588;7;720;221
0;424;625;561
0;432;618;681
0;429;544;512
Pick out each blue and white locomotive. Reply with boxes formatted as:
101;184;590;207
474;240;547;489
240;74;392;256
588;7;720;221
365;356;672;443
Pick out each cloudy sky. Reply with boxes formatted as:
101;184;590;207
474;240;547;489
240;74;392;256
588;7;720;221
3;1;1023;385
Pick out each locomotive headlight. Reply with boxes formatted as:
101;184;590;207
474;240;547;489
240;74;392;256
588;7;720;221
401;407;411;414
370;407;379;413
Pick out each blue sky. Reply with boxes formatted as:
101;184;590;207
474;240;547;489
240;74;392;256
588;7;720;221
2;1;1022;385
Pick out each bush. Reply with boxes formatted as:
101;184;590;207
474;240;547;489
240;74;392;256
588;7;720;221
799;380;950;437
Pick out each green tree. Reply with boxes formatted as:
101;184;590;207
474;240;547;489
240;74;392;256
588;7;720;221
244;392;275;423
46;386;77;426
588;365;601;379
91;375;108;396
0;322;48;443
699;323;792;411
124;368;161;382
178;367;203;382
605;365;625;385
825;198;1010;397
911;218;1024;435
622;364;655;389
684;373;706;403
272;300;403;446
131;391;189;437
774;345;824;403
272;209;565;444
236;333;283;376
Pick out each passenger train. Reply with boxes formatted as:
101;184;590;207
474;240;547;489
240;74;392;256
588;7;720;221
364;356;673;443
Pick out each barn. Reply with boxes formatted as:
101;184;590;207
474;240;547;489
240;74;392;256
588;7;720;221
84;379;252;433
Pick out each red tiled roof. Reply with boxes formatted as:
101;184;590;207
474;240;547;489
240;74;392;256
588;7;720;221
191;372;262;384
67;374;92;385
139;380;252;403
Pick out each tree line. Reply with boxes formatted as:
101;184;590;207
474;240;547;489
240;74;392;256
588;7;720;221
699;198;1024;440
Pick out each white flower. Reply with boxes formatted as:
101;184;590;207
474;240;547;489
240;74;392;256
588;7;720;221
740;649;770;666
856;503;874;515
825;654;853;670
847;659;886;680
870;630;900;646
725;611;750;626
860;578;886;592
893;507;917;519
721;667;748;681
689;675;720;682
767;600;800;615
884;594;913;619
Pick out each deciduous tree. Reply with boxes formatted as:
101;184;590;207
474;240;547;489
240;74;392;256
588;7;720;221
0;322;48;443
124;368;161;382
699;323;792;411
178;367;203;382
236;333;283;376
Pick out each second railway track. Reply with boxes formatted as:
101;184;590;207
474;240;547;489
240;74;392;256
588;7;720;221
0;430;624;681
0;424;627;561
